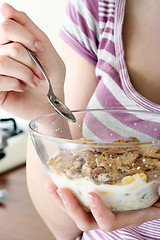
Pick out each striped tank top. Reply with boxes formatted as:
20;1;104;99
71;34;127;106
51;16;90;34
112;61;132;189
60;0;160;239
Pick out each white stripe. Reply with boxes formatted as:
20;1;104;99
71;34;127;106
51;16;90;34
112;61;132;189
99;5;115;10
90;105;158;141
89;230;105;240
75;236;81;240
96;69;141;109
99;6;115;12
85;229;114;240
70;0;99;41
98;49;118;71
99;230;122;240
82;232;94;240
83;121;104;142
101;31;114;42
63;15;97;54
96;69;144;110
97;69;160;123
99;1;115;7
88;96;158;141
118;235;139;240
99;20;114;30
99;12;115;18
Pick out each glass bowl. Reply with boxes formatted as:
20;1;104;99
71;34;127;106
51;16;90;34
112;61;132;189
29;109;160;213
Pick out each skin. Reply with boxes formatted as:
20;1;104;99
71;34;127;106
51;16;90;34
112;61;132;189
0;2;160;240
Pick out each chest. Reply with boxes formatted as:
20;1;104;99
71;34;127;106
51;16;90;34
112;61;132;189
123;0;160;104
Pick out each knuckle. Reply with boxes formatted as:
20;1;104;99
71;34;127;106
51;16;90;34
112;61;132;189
23;69;34;85
10;43;23;58
14;81;21;90
26;36;36;47
0;19;11;34
0;56;8;70
10;79;21;91
26;69;34;80
18;11;30;26
19;11;28;19
77;223;91;232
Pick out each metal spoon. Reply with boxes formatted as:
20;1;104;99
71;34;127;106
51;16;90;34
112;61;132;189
25;47;76;123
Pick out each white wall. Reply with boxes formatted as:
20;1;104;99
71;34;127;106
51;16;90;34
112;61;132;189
0;0;67;129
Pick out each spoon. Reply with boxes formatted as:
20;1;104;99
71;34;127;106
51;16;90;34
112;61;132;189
25;47;76;123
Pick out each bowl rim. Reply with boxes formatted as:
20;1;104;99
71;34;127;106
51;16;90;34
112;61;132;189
28;108;160;147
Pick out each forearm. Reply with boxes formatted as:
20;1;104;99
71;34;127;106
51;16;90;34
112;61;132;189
26;136;82;240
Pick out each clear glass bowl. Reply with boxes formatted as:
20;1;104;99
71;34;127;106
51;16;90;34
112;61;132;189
29;109;160;213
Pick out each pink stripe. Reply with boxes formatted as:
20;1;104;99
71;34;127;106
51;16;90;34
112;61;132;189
99;16;114;23
97;60;121;85
85;112;123;141
66;3;98;48
100;230;122;240
100;6;115;11
99;1;115;5
82;0;99;21
104;27;114;35
100;26;114;35
84;230;96;239
99;39;116;56
125;223;160;238
95;82;123;109
59;29;97;66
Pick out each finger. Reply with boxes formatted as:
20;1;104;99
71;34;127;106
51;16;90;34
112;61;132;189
158;185;160;195
0;75;26;92
88;192;160;232
0;43;44;79
153;200;160;208
0;3;56;65
0;55;40;88
88;193;117;232
1;3;43;36
0;19;43;51
57;188;97;231
45;183;65;211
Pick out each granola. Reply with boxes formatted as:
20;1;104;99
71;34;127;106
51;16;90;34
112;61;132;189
47;137;160;185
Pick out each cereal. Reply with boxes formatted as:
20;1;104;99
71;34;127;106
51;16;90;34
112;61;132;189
47;137;160;212
122;173;147;185
48;137;160;184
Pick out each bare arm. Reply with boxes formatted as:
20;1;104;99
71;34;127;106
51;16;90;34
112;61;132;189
62;42;98;111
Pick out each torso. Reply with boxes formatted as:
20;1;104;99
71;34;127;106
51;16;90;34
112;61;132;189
123;0;160;104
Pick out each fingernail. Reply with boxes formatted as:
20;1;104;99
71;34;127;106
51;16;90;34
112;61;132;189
88;193;96;208
57;189;68;204
35;40;43;51
33;75;40;86
45;183;53;193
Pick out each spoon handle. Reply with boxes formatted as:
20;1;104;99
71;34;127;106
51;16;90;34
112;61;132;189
24;47;76;123
24;47;52;90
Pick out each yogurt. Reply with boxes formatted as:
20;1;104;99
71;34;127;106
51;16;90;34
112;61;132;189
48;169;160;212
